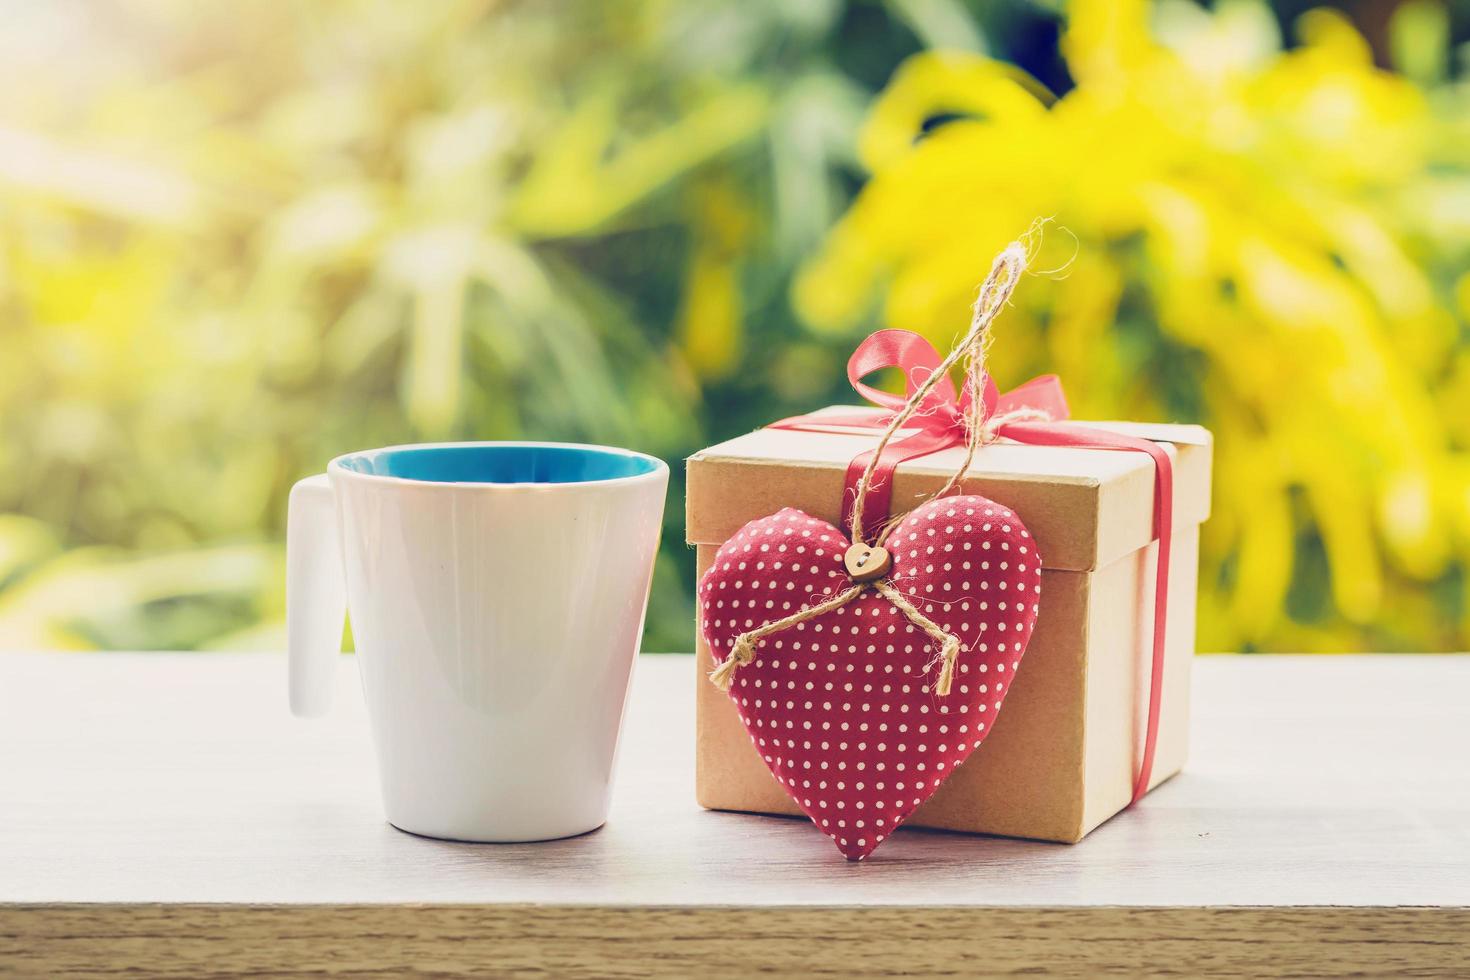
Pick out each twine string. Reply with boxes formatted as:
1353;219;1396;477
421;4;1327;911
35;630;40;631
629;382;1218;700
871;580;962;696
853;244;1028;548
709;240;1034;697
707;585;865;690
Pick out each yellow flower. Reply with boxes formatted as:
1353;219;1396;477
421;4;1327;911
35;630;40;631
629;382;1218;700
799;0;1470;651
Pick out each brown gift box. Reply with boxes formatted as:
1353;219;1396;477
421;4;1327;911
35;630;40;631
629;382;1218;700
686;411;1213;843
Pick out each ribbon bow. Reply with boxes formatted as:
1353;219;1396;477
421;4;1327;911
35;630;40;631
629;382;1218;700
769;328;1175;806
773;329;1072;534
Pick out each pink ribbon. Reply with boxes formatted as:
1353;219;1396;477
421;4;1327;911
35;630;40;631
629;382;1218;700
769;328;1174;805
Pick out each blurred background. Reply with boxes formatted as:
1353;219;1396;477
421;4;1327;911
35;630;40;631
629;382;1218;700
1;0;1468;654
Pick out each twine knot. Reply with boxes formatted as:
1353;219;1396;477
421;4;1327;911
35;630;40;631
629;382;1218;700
708;635;756;692
934;635;961;697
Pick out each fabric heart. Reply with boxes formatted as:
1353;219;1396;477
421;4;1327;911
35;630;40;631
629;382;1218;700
699;494;1041;861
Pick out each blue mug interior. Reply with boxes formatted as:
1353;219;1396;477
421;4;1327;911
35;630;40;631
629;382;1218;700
336;443;660;485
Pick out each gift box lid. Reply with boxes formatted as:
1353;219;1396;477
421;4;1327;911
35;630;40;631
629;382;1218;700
686;408;1212;573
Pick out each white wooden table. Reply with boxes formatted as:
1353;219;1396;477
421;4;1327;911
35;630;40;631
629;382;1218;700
2;653;1467;977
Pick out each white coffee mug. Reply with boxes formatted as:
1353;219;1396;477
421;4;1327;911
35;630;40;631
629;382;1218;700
286;441;668;842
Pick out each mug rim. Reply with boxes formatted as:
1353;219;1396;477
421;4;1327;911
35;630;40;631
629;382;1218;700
327;440;668;490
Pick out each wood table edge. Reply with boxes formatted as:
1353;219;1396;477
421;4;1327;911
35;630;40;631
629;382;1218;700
4;903;1466;978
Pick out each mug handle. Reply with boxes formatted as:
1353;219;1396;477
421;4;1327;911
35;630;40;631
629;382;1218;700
286;474;346;718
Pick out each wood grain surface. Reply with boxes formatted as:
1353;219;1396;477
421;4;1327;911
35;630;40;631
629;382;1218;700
4;905;1468;978
2;652;1468;977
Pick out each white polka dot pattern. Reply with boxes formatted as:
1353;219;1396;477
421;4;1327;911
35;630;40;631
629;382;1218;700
699;495;1042;862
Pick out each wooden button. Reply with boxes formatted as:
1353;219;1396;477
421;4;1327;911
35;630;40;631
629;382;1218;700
843;543;892;583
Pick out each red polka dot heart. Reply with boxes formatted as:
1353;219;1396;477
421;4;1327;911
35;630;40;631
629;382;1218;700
699;496;1042;861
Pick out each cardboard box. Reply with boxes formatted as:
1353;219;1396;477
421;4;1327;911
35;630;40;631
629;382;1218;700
686;411;1212;843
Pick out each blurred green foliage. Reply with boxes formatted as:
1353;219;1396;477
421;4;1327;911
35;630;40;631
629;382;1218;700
1;0;1468;653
